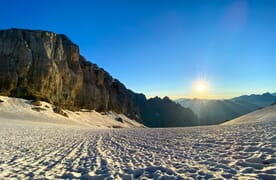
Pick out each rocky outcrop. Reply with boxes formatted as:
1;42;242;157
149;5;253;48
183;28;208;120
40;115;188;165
0;28;140;119
0;28;197;126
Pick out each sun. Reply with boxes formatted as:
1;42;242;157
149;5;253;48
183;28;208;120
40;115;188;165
193;78;209;95
196;83;206;92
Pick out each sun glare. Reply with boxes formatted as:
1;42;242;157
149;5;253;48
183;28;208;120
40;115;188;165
196;83;206;93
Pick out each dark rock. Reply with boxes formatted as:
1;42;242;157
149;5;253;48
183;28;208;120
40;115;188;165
44;105;50;108
115;117;124;123
53;106;68;118
110;125;123;128
31;100;42;106
32;107;46;112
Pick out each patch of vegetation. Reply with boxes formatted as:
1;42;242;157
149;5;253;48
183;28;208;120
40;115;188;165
53;106;69;118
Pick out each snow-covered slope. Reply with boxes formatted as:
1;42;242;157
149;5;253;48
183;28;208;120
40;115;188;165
223;104;276;125
0;96;144;128
0;96;275;179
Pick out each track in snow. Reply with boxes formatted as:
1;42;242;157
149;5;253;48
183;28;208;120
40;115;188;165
0;120;275;179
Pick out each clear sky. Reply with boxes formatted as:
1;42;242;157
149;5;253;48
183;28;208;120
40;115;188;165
1;0;276;99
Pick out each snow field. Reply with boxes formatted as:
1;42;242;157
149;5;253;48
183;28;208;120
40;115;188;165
0;118;275;179
0;96;275;179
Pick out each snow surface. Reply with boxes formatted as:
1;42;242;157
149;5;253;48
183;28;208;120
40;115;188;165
0;97;275;179
0;96;144;128
223;104;276;125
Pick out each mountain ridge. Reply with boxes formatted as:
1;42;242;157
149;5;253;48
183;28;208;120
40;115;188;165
176;92;276;125
0;28;197;127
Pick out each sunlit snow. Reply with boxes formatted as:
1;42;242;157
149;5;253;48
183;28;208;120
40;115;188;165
0;96;275;179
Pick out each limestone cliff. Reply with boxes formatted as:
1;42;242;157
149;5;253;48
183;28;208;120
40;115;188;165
0;28;141;119
0;28;197;126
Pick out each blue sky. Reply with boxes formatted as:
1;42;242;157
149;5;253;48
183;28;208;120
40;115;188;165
1;0;276;99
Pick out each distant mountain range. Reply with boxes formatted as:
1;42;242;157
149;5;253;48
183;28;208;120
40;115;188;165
1;28;274;128
232;92;276;107
176;92;276;125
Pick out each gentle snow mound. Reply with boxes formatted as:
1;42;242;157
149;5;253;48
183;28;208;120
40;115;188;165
222;104;276;125
0;96;144;128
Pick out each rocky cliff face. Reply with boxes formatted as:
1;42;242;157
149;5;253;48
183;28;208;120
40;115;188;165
0;28;197;125
0;28;141;119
